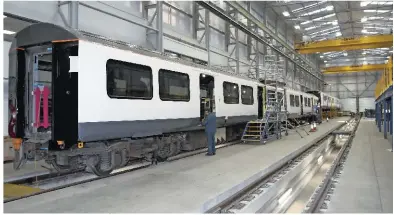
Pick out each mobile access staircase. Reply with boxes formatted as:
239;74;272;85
241;55;288;144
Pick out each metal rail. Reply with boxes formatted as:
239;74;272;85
304;118;360;213
205;122;347;213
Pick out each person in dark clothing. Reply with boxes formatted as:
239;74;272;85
202;110;217;156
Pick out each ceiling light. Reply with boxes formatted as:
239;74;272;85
294;25;300;29
324;60;327;63
3;30;15;35
390;50;393;53
3;15;6;18
332;20;338;25
363;61;368;65
326;5;334;11
320;55;323;58
335;32;342;36
360;1;370;7
344;53;348;56
362;52;366;55
301;20;311;25
364;10;390;13
283;11;290;17
387;56;390;58
361;17;368;22
361;29;367;33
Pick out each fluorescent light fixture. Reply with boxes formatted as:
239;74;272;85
324;60;327;63
343;52;348;56
364;10;390;13
385;60;388;63
360;1;370;7
387;56;390;58
332;20;338;25
294;25;300;29
361;29;367;33
390;50;393;53
320;55;324;58
362;52;366;55
361;17;368;22
335;32;342;36
3;30;15;35
301;20;311;25
363;61;368;65
326;5;334;11
283;11;290;17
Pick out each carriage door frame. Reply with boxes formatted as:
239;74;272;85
51;41;79;150
258;86;264;119
300;95;304;115
199;74;215;121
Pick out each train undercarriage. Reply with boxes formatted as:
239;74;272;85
13;124;245;176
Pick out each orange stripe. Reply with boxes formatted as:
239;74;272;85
52;39;79;43
16;48;25;50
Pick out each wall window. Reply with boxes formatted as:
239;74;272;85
223;82;239;104
159;69;190;101
106;59;153;99
295;95;300;107
241;85;254;105
290;94;295;107
308;98;311;107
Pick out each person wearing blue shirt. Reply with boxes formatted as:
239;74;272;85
202;110;217;156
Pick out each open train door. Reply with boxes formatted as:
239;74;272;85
257;86;264;119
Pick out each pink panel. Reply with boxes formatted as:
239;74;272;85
42;86;50;128
33;87;41;128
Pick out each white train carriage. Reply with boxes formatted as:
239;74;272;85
8;23;291;176
8;23;329;176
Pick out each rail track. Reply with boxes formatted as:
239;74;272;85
4;139;241;203
3;120;330;205
205;117;359;213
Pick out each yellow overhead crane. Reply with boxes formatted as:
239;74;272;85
295;34;393;54
322;63;387;74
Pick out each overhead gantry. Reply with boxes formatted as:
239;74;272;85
322;63;387;74
295;35;393;54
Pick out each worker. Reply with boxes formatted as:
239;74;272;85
202;110;217;156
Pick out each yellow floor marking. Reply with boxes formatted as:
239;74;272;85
4;183;42;199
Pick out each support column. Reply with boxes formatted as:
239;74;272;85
205;9;211;67
69;1;79;28
384;100;387;139
390;99;393;135
156;1;163;52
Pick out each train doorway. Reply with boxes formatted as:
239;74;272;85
300;95;304;115
200;74;215;120
258;86;264;119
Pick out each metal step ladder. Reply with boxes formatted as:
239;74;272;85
242;55;288;144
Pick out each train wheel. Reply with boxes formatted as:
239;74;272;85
86;156;113;177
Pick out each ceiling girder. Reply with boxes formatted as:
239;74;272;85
295;34;393;54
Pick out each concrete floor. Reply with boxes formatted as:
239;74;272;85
4;118;348;213
4;160;50;183
326;118;393;213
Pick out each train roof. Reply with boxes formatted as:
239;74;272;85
10;22;268;84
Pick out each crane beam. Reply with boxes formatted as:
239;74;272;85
296;35;393;54
322;64;386;74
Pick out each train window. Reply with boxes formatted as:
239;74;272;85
290;94;295;107
159;69;190;101
278;92;284;106
106;59;153;99
223;82;239;104
241;85;254;105
304;97;307;106
295;95;300;107
308;98;311;107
